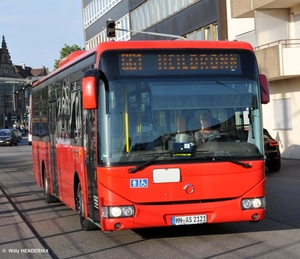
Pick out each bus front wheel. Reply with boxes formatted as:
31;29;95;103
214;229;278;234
76;182;98;231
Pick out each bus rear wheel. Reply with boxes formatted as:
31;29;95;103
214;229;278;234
76;182;98;231
44;173;59;203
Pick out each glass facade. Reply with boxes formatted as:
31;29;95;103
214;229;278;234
84;0;221;49
130;0;198;32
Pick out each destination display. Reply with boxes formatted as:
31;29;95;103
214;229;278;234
119;52;241;76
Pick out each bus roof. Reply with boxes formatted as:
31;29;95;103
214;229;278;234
95;40;254;52
33;40;254;87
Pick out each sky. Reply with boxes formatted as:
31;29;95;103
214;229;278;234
0;1;84;71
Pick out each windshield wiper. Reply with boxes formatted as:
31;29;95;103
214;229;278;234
128;152;171;173
205;156;252;168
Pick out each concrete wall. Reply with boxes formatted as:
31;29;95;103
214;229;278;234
227;0;255;41
255;9;289;46
263;77;300;159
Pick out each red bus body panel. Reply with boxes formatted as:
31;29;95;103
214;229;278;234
32;141;86;211
97;161;265;230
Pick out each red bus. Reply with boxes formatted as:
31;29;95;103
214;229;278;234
31;40;269;231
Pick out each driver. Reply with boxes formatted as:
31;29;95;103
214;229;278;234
194;112;219;144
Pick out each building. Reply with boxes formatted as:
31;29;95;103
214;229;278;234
0;36;20;78
81;0;228;48
81;0;300;159
0;35;48;128
231;0;300;159
0;77;31;128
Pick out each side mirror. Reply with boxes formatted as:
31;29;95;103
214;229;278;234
259;74;270;104
82;69;100;110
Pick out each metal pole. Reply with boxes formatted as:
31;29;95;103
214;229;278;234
4;94;7;128
115;28;187;41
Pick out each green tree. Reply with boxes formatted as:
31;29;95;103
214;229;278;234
54;44;83;70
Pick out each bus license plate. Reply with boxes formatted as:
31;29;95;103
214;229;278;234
172;215;207;225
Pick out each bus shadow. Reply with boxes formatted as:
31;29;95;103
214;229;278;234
133;219;297;239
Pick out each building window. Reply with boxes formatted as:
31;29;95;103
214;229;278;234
204;27;211;40
155;0;161;22
196;30;203;40
185;23;218;40
83;0;122;29
212;23;218;40
186;32;195;40
273;98;292;130
117;14;131;41
130;0;201;33
144;1;150;28
173;0;179;12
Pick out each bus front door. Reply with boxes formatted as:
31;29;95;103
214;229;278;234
84;110;100;224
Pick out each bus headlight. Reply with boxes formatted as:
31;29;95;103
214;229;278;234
102;206;135;218
241;197;265;209
110;207;122;217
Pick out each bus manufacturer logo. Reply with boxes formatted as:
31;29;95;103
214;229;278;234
183;184;194;194
130;179;148;188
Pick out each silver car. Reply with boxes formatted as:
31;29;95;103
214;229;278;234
0;129;18;146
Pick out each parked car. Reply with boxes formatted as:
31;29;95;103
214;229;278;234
264;128;281;172
11;129;23;142
0;129;18;146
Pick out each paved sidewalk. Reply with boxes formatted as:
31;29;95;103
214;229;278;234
0;188;52;259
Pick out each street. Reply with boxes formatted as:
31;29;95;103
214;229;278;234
0;139;300;259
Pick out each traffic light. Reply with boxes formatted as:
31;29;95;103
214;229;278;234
106;20;116;38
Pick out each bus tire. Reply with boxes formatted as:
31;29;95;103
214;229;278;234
44;172;59;203
76;182;98;231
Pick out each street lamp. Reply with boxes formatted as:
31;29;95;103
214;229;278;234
3;94;9;128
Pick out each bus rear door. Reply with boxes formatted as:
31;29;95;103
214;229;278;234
48;100;60;198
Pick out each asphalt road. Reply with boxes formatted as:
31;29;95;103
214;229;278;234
0;138;300;259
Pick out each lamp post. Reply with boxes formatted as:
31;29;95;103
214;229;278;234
3;94;8;128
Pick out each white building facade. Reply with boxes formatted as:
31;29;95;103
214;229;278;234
231;0;300;159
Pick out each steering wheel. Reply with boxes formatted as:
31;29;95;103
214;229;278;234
202;133;239;143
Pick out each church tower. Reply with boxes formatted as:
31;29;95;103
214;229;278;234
0;35;15;77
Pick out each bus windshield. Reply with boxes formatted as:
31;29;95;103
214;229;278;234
98;50;263;165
